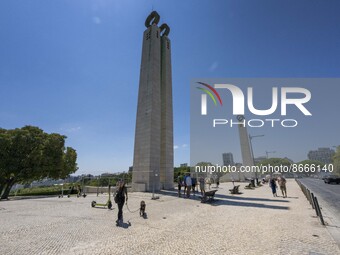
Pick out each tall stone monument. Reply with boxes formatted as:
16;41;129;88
132;11;174;192
237;115;254;179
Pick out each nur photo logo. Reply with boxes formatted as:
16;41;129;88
196;82;223;115
195;81;312;128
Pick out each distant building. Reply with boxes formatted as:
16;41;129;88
308;147;335;164
30;178;64;187
180;163;188;168
223;153;235;166
101;173;115;177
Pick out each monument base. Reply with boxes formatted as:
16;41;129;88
161;182;174;190
132;182;146;192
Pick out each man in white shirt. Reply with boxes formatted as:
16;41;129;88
185;173;192;198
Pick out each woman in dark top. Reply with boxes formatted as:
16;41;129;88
115;180;128;226
270;178;277;197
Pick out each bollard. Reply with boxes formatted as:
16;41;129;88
303;185;307;197
311;193;319;216
306;188;310;203
307;189;314;208
305;188;309;202
314;197;325;225
295;180;325;226
310;190;314;208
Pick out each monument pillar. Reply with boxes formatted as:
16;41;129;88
160;25;174;189
132;11;174;192
237;115;254;179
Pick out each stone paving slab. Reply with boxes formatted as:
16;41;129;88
0;180;339;255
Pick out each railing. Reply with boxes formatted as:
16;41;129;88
295;179;325;225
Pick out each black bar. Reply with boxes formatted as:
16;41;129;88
311;193;319;216
314;197;325;226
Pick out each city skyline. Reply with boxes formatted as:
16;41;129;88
1;1;340;175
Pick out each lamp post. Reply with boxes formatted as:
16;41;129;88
249;134;264;185
82;176;85;196
96;176;100;197
266;151;276;159
152;170;159;200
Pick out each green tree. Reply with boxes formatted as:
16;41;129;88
41;133;66;180
174;166;190;182
0;128;11;197
0;126;46;199
0;126;78;199
333;146;340;175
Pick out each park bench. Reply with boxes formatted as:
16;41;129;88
201;190;217;203
244;183;254;189
229;185;240;194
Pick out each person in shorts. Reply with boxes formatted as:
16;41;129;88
185;173;192;198
191;177;197;196
277;176;287;198
199;176;205;196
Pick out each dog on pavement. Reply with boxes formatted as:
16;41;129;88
140;200;146;217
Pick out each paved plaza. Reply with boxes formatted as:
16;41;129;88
0;180;339;255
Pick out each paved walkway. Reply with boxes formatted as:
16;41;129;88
0;180;339;255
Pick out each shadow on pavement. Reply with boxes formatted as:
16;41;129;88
327;224;340;229
214;193;290;203
211;199;290;210
158;190;201;200
117;221;131;229
2;195;65;202
159;189;290;203
157;189;290;210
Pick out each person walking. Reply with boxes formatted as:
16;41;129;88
269;177;277;197
216;176;220;188
277;176;287;198
206;177;212;190
177;176;182;197
191;177;197;196
185;173;192;198
115;180;128;226
183;174;187;197
199;176;205;196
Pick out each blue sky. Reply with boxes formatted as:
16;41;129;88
1;0;339;175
